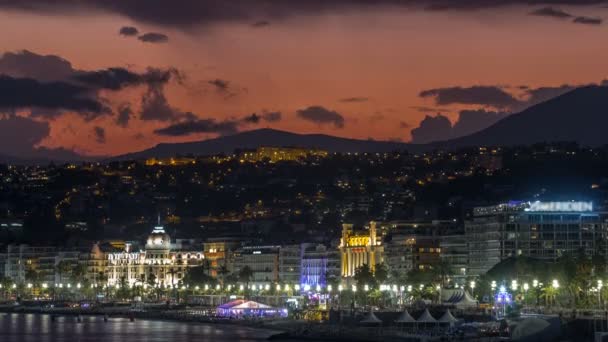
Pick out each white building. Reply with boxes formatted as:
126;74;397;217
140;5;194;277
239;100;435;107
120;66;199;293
106;225;204;287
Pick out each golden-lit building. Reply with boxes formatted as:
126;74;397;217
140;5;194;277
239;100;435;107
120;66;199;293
339;222;384;279
239;147;328;163
144;157;196;166
203;238;241;277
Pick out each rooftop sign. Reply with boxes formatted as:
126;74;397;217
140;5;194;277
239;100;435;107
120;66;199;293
526;201;593;212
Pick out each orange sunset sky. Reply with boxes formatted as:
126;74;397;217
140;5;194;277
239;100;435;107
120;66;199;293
0;1;607;157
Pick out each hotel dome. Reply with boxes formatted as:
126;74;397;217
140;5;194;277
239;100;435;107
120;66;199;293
146;225;171;250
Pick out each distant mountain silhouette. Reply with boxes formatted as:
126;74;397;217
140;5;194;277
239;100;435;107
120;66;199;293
4;85;608;165
113;128;411;160
114;85;608;161
429;85;608;148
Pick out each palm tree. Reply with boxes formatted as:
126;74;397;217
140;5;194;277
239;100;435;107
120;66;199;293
433;260;453;287
238;266;254;298
55;260;72;285
218;265;229;286
541;285;559;307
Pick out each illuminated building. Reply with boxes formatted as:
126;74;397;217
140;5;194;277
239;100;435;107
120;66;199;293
233;245;280;284
106;224;204;287
383;220;455;277
300;243;340;287
339;222;383;279
144;157;196;166
3;245;83;284
466;201;608;276
203;238;241;277
238;147;328;163
279;245;301;284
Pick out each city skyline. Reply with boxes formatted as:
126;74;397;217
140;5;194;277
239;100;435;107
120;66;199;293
1;1;608;157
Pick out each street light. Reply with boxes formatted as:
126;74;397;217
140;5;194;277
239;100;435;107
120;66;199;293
552;279;559;289
533;279;539;288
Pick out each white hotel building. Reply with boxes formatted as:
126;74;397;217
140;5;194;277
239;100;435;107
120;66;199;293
106;225;204;287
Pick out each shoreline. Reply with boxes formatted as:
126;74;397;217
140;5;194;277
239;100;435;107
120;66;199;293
0;306;289;331
0;307;425;341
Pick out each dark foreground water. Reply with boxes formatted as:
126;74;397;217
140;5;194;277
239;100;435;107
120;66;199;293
0;313;281;342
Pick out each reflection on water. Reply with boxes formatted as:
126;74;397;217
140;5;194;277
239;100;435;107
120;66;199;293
0;313;279;342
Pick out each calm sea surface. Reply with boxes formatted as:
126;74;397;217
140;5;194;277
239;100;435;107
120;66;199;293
0;313;282;342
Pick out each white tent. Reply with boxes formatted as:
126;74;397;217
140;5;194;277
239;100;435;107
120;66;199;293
416;308;437;323
438;309;457;324
442;289;478;308
395;310;416;323
229;301;273;309
360;311;383;324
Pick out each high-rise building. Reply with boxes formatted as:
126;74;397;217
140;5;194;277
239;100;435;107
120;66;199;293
233;245;280;284
466;201;608;276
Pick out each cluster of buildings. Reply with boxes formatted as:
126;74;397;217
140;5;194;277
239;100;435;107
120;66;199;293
1;201;607;291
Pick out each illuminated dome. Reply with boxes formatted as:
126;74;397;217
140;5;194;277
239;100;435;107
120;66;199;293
146;225;171;250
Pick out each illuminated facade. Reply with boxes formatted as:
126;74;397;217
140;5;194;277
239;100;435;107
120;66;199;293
239;147;328;163
466;201;608;276
339;222;383;279
106;225;204;287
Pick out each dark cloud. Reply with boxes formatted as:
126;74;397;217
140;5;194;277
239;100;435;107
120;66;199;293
410;106;451;113
139;85;196;122
522;84;575;107
73;67;180;90
242;113;261;124
339;97;369;103
119;26;139;36
451;109;508;138
419;85;520;108
529;7;573;18
116;103;133;127
296;105;345;128
0;50;74;81
93;126;106;143
573;16;602;25
241;111;282;124
0;115;50;156
410;114;452;144
138;32;169;43
154;118;239;136
399;121;410;129
1;1;606;28
208;78;230;92
0;50;184;122
0;50;181;90
0;75;108;118
251;20;270;27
